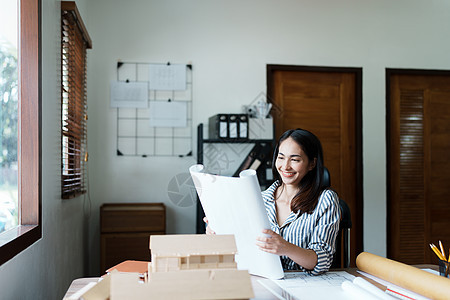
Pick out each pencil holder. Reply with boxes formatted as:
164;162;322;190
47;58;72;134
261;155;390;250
439;259;449;278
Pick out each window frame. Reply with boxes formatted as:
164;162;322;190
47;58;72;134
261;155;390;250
0;0;41;266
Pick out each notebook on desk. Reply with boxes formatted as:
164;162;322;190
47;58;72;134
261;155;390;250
189;164;284;279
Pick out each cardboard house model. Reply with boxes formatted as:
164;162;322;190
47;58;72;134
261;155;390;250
77;234;254;300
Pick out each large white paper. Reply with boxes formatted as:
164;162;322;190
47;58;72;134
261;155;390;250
110;81;148;108
148;64;186;90
149;101;187;127
271;271;356;300
341;280;380;300
189;164;284;279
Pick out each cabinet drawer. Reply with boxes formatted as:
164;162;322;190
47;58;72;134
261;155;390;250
101;232;164;272
100;203;165;233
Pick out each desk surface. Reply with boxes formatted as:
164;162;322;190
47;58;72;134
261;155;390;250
63;268;387;300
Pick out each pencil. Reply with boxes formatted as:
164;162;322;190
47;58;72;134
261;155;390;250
432;243;446;261
430;244;445;261
439;240;447;261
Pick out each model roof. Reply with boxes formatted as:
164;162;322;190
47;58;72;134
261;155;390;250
150;234;237;256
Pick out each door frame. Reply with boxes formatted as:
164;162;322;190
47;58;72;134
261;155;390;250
267;64;364;262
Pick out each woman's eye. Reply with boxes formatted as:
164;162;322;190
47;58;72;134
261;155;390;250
277;156;284;160
291;159;300;162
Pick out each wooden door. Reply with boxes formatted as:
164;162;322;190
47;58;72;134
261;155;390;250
267;65;363;267
387;69;450;264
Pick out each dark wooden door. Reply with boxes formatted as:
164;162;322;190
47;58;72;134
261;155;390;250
387;69;450;264
267;65;363;267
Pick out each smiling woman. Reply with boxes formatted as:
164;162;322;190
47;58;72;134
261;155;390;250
257;128;341;275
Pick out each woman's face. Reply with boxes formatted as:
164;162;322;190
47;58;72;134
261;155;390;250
275;137;316;187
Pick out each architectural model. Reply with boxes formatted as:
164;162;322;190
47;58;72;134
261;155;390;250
79;234;254;300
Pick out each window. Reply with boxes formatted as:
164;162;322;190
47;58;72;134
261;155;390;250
61;2;91;199
0;0;41;266
0;0;19;234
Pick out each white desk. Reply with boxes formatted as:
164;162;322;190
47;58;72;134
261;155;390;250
63;268;387;300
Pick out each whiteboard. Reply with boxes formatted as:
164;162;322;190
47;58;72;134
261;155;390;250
189;164;284;279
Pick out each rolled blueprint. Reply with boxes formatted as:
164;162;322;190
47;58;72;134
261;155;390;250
189;164;284;279
353;277;395;300
356;252;450;299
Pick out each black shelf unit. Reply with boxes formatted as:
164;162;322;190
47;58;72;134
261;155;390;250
195;123;275;233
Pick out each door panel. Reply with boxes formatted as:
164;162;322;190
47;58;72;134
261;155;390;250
387;70;450;264
268;65;363;267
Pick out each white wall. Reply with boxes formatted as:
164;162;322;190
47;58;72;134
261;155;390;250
0;0;90;299
86;0;450;274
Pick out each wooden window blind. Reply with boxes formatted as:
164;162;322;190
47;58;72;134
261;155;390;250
61;2;92;199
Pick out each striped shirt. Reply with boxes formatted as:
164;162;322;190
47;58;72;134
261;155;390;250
262;180;341;275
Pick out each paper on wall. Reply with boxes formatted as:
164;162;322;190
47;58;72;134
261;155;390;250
148;64;186;90
149;101;187;127
189;164;284;279
110;81;148;108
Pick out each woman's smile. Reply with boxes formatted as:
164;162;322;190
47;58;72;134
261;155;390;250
280;170;296;177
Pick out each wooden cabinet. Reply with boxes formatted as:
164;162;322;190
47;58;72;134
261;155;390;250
100;203;165;272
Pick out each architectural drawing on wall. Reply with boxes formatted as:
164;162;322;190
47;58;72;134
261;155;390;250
110;81;149;108
113;61;193;157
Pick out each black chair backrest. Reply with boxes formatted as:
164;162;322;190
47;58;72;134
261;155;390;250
323;166;331;188
323;167;352;268
339;198;352;229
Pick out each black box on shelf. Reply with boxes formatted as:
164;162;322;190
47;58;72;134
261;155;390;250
238;114;248;140
228;114;239;139
208;114;229;139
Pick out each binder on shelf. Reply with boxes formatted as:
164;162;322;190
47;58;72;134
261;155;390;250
209;114;229;139
233;142;272;177
238;114;249;140
228;114;239;139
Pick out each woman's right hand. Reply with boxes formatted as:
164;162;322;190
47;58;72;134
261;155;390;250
203;217;216;235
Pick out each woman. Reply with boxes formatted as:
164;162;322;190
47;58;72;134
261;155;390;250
206;128;340;275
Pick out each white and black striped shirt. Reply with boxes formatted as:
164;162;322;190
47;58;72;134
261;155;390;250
262;181;341;275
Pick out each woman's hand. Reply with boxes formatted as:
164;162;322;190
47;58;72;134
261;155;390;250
257;229;318;270
256;229;291;256
203;217;216;235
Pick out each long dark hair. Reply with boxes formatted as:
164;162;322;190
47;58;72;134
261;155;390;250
272;128;326;214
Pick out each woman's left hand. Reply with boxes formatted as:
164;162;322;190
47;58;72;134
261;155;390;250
256;229;292;256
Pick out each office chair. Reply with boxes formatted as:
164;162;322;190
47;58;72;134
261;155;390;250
323;167;352;268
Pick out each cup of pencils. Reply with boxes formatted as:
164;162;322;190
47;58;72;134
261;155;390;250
430;241;449;278
439;259;449;278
